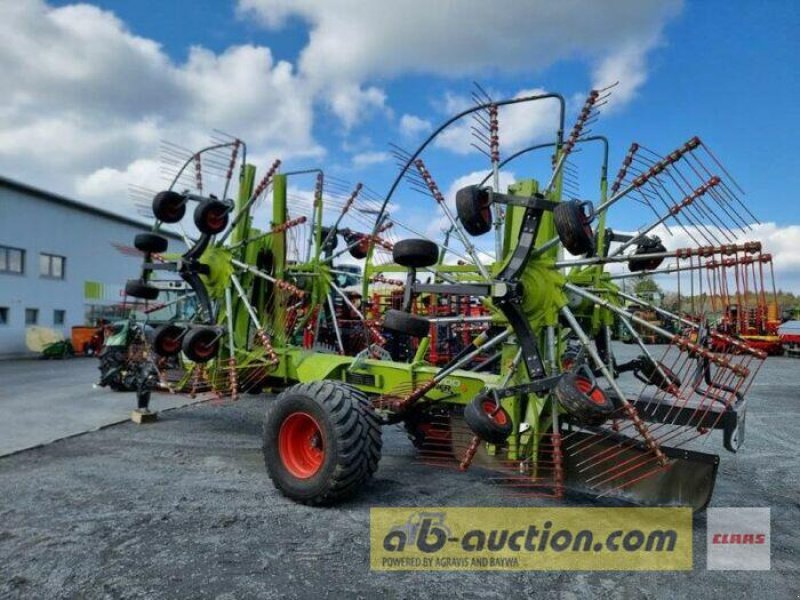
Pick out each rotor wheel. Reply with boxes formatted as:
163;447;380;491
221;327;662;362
152;190;186;223
629;237;667;272
635;359;682;393
555;372;615;424
134;233;169;254
455;185;493;236
392;238;439;269
125;279;159;300
463;396;513;444
194;199;230;235
404;407;454;456
263;381;382;505
181;326;220;363
553;200;595;256
152;324;186;357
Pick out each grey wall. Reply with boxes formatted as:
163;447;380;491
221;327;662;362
0;182;180;356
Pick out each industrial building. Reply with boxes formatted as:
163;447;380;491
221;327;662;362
0;176;181;357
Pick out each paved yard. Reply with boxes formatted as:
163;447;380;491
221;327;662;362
0;345;798;598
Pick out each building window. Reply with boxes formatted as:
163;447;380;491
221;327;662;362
0;245;25;274
0;307;8;325
54;310;66;326
25;308;38;325
40;253;66;279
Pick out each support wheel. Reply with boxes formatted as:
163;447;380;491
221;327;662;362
263;381;382;505
555;372;614;424
404;407;453;456
634;358;681;393
125;279;159;300
152;324;186;357
194;199;230;235
463;396;513;444
628;236;667;272
455;185;492;236
553;200;595;256
181;326;220;363
152;191;186;223
134;233;169;254
393;239;439;268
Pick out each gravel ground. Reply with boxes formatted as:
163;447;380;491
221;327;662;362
0;344;798;599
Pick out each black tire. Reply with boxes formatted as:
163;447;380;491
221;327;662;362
554;372;615;424
152;191;186;223
635;359;681;393
344;231;369;259
628;237;667;272
456;185;492;236
134;233;169;254
383;309;430;338
320;227;339;253
553;200;595;256
152;324;186;357
263;381;382;505
194;199;230;235
181;326;220;363
393;239;439;269
404;407;453;455
125;279;159;300
463;395;513;444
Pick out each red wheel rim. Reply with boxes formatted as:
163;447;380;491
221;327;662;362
278;412;325;479
206;208;227;229
481;400;508;425
192;338;216;359
576;377;607;406
159;332;181;354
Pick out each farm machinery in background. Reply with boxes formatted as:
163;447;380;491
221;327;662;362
123;86;778;510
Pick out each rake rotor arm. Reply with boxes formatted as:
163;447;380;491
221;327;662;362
375;93;566;234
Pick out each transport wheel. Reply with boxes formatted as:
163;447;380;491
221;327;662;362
125;279;159;300
553;200;595;256
263;381;382;505
463;396;513;444
134;233;169;254
383;309;430;338
152;324;186;357
634;359;681;393
181;326;220;363
392;239;439;268
455;185;493;236
628;236;667;272
555;372;615;424
152;190;186;223
194;199;230;235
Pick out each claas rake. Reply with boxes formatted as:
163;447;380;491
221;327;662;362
122;85;777;510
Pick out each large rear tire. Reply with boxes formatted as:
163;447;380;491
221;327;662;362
263;382;382;505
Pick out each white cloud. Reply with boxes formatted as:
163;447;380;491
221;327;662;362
435;87;562;155
240;0;681;111
352;151;391;168
627;222;800;293
0;0;683;221
399;114;432;138
327;84;388;130
591;42;650;111
0;0;319;218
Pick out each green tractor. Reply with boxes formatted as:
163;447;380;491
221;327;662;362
124;88;773;510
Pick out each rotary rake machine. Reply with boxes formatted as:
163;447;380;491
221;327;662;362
125;87;776;510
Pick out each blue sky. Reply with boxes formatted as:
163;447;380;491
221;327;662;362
3;1;800;287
